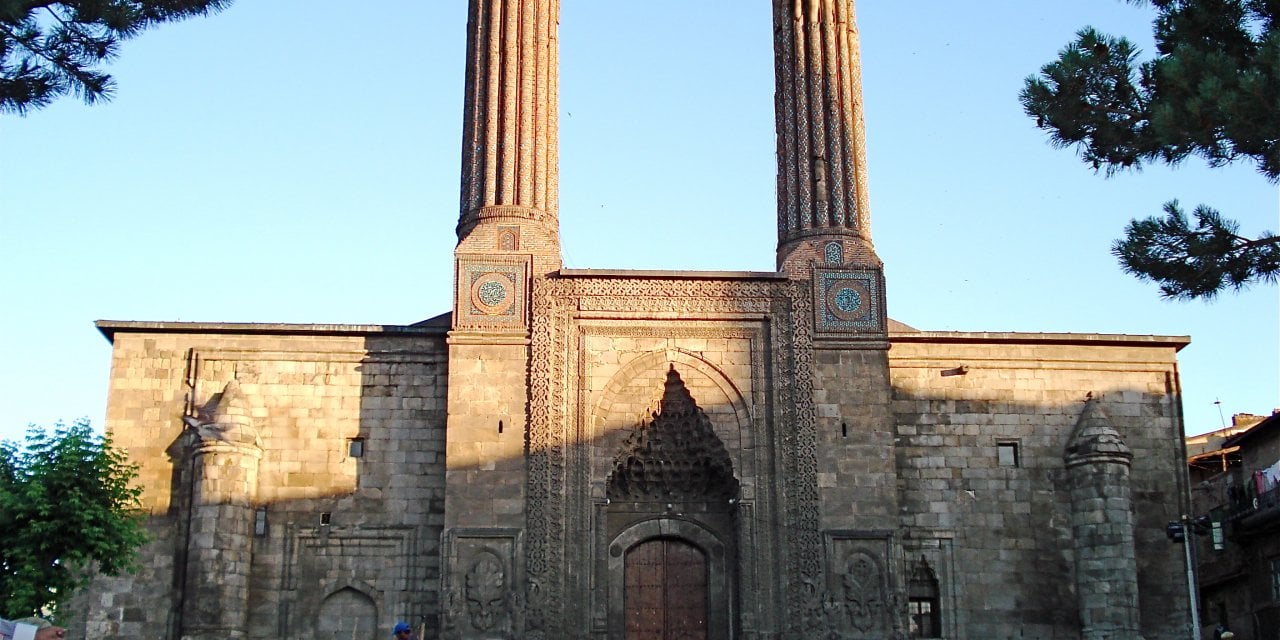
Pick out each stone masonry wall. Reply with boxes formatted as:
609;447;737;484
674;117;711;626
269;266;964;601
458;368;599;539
812;347;897;531
74;327;448;640
889;336;1189;640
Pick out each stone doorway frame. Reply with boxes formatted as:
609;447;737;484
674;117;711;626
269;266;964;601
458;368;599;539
606;518;735;640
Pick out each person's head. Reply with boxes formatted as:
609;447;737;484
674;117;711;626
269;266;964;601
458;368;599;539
393;621;412;638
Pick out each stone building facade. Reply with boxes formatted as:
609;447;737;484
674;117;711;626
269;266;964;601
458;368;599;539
1188;412;1280;640
76;1;1195;638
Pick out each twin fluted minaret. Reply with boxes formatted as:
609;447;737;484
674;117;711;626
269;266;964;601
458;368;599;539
455;0;879;278
457;0;561;274
772;0;876;272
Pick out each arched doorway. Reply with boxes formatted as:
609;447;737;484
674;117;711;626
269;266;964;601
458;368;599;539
608;520;733;640
625;537;708;640
604;367;739;640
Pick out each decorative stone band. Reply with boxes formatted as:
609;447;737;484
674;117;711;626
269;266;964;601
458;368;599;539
191;438;264;459
1064;451;1134;469
456;204;552;238
469;204;548;224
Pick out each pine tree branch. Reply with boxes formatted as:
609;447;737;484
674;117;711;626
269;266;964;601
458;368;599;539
0;19;110;102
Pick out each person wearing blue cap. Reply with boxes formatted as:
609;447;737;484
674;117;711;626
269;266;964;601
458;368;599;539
392;621;418;640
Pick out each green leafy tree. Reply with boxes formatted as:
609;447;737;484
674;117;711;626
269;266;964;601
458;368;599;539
1;0;233;115
1021;0;1279;299
0;419;146;620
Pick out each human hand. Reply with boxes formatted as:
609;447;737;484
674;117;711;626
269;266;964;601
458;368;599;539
35;627;66;640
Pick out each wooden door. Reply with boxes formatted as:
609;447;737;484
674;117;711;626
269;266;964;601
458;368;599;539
624;538;708;640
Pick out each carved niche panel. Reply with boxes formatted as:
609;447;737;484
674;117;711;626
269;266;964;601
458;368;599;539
442;529;522;640
821;532;898;640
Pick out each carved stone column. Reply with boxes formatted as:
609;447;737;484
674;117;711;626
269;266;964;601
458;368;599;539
772;0;879;276
1064;397;1142;639
457;0;561;277
181;380;261;640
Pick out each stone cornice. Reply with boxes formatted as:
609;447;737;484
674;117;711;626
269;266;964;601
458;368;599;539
889;330;1190;351
95;320;447;343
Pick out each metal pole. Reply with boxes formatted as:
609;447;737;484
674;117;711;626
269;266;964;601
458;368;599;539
1183;519;1202;640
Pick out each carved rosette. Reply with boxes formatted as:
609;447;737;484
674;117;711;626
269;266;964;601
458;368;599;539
454;256;530;331
606;367;739;502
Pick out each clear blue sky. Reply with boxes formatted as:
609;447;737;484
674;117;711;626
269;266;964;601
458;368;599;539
0;1;1275;443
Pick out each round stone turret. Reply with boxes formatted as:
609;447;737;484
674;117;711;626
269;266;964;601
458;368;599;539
1064;396;1141;639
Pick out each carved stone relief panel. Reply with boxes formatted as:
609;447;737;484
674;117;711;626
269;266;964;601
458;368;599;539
772;282;829;639
441;529;523;640
821;532;900;640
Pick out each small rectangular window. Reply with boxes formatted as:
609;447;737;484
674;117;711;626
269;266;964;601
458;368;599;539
347;437;365;458
997;442;1020;468
254;507;268;536
320;512;332;526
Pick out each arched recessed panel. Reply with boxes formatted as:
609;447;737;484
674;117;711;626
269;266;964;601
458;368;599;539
317;587;377;640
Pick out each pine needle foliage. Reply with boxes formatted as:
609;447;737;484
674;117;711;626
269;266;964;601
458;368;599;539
0;0;233;115
1116;201;1279;298
0;419;147;620
1021;0;1279;299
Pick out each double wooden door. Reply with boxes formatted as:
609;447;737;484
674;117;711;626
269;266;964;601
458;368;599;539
624;538;708;640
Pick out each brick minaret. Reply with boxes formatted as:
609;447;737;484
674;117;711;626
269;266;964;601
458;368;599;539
444;3;560;638
455;0;561;278
772;0;879;276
